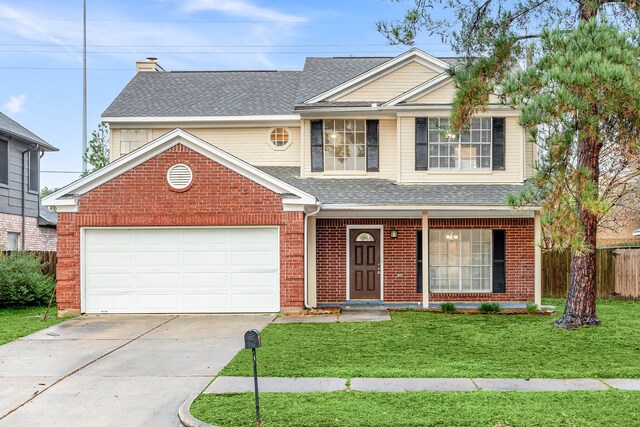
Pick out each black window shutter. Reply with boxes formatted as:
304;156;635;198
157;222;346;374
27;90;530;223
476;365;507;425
416;230;423;293
0;139;8;185
492;230;506;293
29;150;39;192
415;118;428;170
310;120;324;172
492;117;505;170
366;120;379;172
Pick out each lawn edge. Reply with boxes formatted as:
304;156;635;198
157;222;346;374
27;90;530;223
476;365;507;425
179;394;218;427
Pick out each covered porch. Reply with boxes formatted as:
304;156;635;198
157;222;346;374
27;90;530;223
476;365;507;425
305;207;542;309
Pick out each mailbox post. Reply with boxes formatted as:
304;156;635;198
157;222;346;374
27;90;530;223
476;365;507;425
244;329;262;426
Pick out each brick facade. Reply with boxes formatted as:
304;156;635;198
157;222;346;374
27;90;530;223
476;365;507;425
55;143;304;313
0;212;57;251
316;217;535;304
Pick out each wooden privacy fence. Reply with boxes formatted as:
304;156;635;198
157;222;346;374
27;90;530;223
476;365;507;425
1;251;57;279
543;248;640;299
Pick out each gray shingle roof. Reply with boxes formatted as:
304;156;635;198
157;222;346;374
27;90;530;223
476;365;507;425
103;71;302;117
102;54;465;118
259;167;525;206
0;112;57;151
38;204;57;227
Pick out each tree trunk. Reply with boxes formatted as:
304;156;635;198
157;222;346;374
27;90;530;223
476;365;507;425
553;210;601;329
554;105;602;329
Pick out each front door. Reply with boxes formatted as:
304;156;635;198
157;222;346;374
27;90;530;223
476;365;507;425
349;228;381;300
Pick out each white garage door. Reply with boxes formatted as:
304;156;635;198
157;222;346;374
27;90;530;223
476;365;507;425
83;227;280;313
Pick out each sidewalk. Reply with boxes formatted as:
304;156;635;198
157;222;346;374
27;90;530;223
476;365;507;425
205;376;640;393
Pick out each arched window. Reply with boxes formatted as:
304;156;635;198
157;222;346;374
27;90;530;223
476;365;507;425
355;232;375;242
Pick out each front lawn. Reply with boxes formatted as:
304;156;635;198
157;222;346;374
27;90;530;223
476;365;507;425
222;299;640;378
191;390;640;427
0;307;70;345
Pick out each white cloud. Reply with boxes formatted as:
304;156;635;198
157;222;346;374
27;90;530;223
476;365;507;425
0;2;307;70
180;0;306;23
3;94;28;114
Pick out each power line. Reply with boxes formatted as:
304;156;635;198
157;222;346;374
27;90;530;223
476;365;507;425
0;49;452;55
42;170;83;174
0;42;444;48
0;17;368;24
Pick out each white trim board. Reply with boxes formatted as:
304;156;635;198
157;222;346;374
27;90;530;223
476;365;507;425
345;225;384;301
43;128;317;210
103;114;301;123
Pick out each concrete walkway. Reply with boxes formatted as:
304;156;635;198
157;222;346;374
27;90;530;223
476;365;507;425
272;309;391;324
0;314;274;427
205;376;640;393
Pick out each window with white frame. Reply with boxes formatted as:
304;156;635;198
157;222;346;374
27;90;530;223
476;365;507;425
429;229;492;292
323;119;366;171
269;128;290;149
120;129;149;156
7;232;20;250
428;118;492;170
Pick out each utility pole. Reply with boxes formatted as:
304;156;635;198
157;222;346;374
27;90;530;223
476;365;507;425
82;0;87;173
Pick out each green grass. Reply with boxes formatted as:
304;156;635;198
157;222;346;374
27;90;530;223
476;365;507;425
221;299;640;378
0;307;71;345
191;390;640;427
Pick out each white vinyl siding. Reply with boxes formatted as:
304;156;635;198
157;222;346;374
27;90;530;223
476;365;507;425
335;62;439;102
429;229;492;293
110;127;301;165
83;227;280;313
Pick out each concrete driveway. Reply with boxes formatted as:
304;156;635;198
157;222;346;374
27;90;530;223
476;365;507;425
0;314;274;426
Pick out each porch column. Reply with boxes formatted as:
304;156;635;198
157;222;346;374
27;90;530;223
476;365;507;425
307;216;318;307
422;210;429;308
534;211;542;307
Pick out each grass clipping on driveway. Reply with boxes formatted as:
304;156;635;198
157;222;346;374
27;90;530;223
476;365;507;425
0;307;70;345
191;390;640;427
221;300;640;378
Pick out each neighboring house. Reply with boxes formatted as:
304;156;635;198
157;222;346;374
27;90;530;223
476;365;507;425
44;49;541;316
0;112;58;251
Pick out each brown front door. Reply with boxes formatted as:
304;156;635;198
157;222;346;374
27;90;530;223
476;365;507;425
349;228;381;300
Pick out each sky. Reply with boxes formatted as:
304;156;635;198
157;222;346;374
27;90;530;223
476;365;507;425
0;0;454;190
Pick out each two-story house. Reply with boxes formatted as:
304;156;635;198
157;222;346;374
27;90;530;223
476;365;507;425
44;49;541;316
1;112;58;251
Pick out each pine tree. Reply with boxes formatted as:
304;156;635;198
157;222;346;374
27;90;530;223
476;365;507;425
379;2;640;328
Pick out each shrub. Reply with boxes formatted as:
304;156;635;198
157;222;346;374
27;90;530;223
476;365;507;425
440;302;456;313
478;302;501;313
0;252;55;306
525;302;539;313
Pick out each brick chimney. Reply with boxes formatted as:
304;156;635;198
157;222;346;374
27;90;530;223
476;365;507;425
136;57;165;73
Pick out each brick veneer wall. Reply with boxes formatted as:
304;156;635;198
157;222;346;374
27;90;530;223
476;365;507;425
0;213;57;251
56;143;304;314
316;217;535;304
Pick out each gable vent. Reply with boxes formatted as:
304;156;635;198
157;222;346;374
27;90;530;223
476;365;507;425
167;164;193;190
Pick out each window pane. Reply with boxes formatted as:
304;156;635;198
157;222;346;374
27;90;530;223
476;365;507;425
429;228;492;292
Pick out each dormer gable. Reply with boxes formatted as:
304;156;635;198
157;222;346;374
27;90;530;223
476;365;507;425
304;49;452;104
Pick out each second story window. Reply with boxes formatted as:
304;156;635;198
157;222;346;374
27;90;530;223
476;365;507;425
0;139;8;185
29;150;39;192
120;129;149;156
269;128;291;150
427;118;492;170
323;119;366;171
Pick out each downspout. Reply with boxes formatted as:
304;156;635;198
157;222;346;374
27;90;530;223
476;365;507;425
20;143;39;250
303;202;322;310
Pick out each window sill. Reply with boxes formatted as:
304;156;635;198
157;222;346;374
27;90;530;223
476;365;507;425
429;290;493;294
425;169;496;174
318;171;369;177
